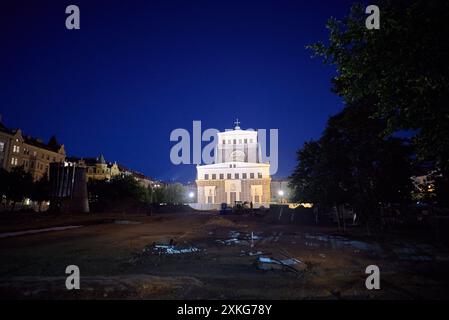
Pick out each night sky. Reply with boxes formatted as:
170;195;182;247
1;0;360;182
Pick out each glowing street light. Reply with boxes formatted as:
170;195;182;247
278;190;284;197
188;191;195;199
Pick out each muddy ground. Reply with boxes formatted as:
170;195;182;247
0;212;448;299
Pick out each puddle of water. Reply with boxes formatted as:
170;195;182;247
303;233;383;253
304;233;447;261
393;245;433;261
114;220;142;225
0;225;83;239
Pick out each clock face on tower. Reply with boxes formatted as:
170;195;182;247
230;150;246;162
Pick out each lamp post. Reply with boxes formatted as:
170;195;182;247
188;191;195;203
278;190;284;203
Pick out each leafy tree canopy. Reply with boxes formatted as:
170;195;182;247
308;0;449;175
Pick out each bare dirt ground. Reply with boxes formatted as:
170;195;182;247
0;212;448;299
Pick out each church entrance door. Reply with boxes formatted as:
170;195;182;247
230;192;236;205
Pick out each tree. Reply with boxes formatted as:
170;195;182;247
148;185;166;204
31;174;51;212
87;175;150;212
3;166;34;211
163;183;187;204
308;0;449;194
290;102;414;230
147;183;188;205
0;168;8;208
289;139;351;229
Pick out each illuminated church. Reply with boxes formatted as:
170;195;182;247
196;120;271;206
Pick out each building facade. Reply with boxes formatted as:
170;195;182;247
0;119;66;181
196;122;271;206
68;155;121;181
118;164;153;188
68;154;152;188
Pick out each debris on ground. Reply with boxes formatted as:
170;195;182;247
152;244;201;255
255;256;304;273
129;240;203;265
215;230;264;246
216;238;241;245
240;250;264;256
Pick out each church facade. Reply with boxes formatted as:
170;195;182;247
196;121;271;206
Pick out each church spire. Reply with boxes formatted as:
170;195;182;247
234;118;241;130
98;153;106;164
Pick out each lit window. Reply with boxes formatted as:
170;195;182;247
11;157;18;165
13;145;20;153
0;142;4;152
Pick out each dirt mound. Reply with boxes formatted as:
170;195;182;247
204;216;237;228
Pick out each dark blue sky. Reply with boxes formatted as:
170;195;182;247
1;0;358;182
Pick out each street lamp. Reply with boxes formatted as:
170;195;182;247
278;190;284;204
188;192;195;199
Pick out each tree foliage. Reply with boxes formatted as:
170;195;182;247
290;102;414;227
308;0;449;185
148;183;187;204
31;174;51;212
88;175;150;211
0;166;34;210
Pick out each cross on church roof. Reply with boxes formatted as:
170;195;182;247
234;118;241;130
